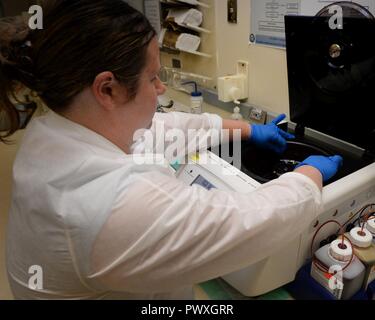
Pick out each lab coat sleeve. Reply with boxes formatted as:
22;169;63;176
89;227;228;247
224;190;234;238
132;112;223;159
89;171;322;293
152;111;222;134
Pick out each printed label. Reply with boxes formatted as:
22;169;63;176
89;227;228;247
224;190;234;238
310;263;343;300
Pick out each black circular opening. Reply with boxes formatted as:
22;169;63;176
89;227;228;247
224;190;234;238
241;141;332;183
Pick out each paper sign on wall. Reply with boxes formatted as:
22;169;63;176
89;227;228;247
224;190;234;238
250;0;375;49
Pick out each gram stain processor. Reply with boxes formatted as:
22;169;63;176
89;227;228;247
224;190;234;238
175;12;375;297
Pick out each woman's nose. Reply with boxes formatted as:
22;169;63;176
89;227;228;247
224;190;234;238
156;78;167;96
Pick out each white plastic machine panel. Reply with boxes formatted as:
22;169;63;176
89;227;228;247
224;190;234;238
175;151;261;193
176;151;375;297
175;150;301;296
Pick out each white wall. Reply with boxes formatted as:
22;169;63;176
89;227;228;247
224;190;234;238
160;0;291;115
214;0;290;115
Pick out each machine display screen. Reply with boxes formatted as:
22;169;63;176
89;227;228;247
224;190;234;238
191;175;216;190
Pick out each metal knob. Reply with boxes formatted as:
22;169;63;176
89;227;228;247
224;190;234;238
329;44;342;59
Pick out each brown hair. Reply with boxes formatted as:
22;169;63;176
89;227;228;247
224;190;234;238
0;0;156;142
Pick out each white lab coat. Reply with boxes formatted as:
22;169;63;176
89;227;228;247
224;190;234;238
6;110;322;300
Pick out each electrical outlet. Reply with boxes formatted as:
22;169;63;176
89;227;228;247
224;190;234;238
227;0;237;24
248;108;267;124
172;59;181;69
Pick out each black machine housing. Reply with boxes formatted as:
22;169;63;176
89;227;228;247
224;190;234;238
237;15;375;185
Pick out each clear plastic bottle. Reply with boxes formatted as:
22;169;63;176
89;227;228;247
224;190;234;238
182;81;203;114
231;105;243;120
190;91;203;114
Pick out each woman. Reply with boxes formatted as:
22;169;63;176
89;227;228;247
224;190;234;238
0;0;342;299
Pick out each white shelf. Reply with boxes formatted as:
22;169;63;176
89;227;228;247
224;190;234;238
160;45;212;58
161;0;210;8
182;23;211;34
159;0;212;57
161;66;213;83
179;48;212;58
176;0;210;8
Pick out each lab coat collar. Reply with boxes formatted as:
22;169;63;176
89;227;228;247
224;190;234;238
44;110;173;172
46;110;128;156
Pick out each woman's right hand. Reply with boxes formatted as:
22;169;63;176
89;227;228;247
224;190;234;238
295;155;343;182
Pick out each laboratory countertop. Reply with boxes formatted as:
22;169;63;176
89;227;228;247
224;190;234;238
159;88;234;120
162;87;294;300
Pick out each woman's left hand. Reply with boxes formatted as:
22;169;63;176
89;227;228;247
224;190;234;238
249;114;295;153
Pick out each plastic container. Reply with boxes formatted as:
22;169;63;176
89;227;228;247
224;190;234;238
286;262;368;300
182;81;203;114
190;91;203;114
311;239;366;300
231;106;243;120
346;227;375;290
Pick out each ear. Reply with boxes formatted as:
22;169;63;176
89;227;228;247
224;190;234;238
91;72;128;110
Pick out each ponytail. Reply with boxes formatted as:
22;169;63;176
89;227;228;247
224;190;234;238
0;15;32;143
1;0;157;143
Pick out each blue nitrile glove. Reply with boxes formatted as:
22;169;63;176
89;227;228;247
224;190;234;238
249;114;295;153
295;155;343;182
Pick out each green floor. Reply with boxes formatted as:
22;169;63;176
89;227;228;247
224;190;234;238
196;278;294;300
